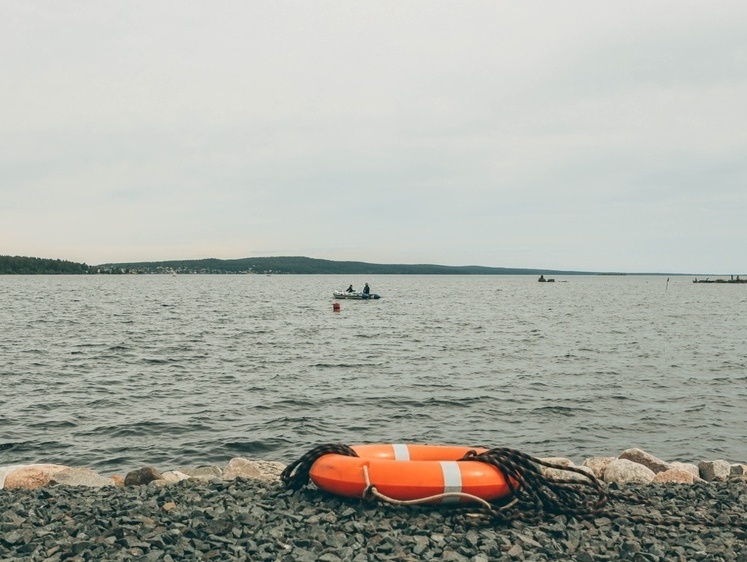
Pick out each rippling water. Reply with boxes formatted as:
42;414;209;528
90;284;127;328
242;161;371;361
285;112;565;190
1;274;746;474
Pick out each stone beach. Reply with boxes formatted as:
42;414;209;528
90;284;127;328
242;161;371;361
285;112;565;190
1;448;747;561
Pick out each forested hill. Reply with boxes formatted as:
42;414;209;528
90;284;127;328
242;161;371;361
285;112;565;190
97;256;586;275
2;254;593;275
0;255;93;274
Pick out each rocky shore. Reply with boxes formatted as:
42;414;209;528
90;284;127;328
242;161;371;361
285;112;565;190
2;447;746;561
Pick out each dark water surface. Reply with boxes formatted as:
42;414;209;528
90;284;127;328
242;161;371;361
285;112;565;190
1;274;745;474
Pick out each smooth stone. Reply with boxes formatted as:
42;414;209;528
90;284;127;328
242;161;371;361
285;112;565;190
539;457;574;467
159;470;191;484
124;466;163;486
581;457;615;480
603;458;656;484
180;465;223;480
698;460;731;482
543;464;596;482
50;467;116;488
3;464;69;490
618;448;670;474
223;458;286;482
651;468;696;484
0;465;30;489
669;461;701;479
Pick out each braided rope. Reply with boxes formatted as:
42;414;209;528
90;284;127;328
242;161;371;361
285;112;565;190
280;443;359;490
458;447;607;522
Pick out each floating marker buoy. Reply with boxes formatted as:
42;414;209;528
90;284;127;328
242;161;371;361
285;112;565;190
333;302;340;312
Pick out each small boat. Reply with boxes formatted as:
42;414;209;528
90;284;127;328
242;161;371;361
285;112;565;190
333;290;381;300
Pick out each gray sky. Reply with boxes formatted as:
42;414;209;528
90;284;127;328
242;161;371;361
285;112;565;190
2;1;745;273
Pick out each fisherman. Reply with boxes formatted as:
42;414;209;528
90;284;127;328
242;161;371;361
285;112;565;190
346;284;354;293
363;283;370;295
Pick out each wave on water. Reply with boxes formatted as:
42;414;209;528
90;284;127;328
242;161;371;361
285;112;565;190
530;405;591;416
0;442;27;452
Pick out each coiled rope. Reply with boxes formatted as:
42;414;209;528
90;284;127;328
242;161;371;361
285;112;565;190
281;443;359;490
280;444;607;523
460;447;607;522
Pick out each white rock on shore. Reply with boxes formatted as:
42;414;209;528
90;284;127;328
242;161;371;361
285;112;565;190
698;459;732;482
1;464;69;490
604;458;656;484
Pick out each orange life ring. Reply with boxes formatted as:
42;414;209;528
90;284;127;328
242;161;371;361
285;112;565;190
309;443;513;504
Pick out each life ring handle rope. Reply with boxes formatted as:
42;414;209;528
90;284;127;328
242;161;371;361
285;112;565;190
360;464;520;514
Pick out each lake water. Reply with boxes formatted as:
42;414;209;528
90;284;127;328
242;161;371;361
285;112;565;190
1;274;745;475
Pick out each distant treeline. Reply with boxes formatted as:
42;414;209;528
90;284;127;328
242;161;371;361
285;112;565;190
98;256;582;275
0;255;93;274
3;254;594;275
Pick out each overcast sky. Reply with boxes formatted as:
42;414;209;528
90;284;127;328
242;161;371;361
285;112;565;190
2;1;745;273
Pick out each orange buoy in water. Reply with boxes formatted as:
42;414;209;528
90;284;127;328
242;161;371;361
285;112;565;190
309;443;512;504
332;302;341;312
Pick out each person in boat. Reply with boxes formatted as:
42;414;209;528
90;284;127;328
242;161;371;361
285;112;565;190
538;275;546;282
363;283;370;295
346;284;354;293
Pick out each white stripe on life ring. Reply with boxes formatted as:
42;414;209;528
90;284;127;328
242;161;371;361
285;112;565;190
439;461;462;504
392;444;410;461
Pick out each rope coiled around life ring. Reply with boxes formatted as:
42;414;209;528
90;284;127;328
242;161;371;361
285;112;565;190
280;443;607;523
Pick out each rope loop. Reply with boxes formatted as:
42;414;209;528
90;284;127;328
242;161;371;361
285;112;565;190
460;449;481;460
280;443;358;490
361;483;376;500
361;465;497;510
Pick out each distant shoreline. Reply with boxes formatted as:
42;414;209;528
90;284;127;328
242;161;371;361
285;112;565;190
1;255;727;277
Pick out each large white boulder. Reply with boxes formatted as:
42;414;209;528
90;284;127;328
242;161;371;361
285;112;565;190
603;458;656;484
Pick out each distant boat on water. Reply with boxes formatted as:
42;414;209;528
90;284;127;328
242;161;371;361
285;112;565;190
333;290;381;300
693;276;746;284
